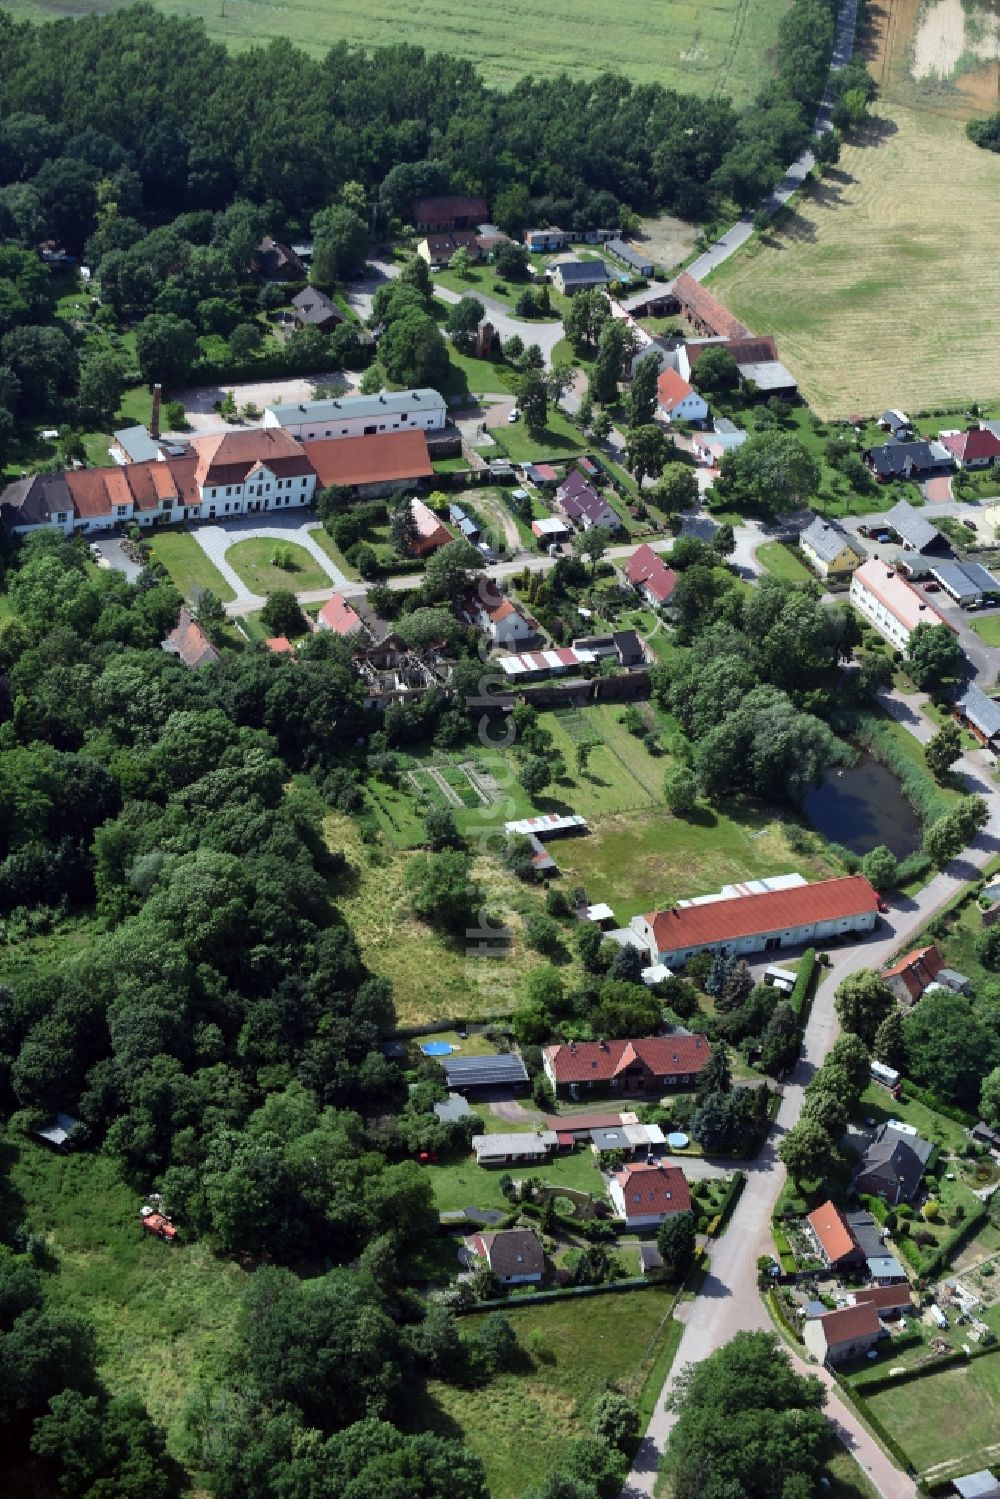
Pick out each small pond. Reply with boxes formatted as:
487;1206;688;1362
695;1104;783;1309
802;756;921;858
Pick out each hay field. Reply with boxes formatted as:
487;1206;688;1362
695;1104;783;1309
707;104;1000;417
1;0;788;97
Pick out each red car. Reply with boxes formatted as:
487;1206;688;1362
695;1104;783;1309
876;897;889;914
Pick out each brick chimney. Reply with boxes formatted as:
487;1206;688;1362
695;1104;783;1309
150;383;162;439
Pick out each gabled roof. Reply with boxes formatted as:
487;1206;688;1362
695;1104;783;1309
881;944;944;1003
266;389;446;426
852;1284;913;1312
672;271;749;339
807;1200;858;1264
265;636;296;654
625;543;676;602
291;287;344;326
656;367;700;412
413;194;489;225
645;875;879;954
113;424;160;462
555;258;610;285
544;1035;710;1084
161;607;220;669
817;1300;881;1347
477;1228;544;1278
852;560;946;633
0;470;73;529
957;683;1000;740
64;465;134;519
317;593;363;635
800;516;861;565
861;1125;932;1198
304;430;434;488
613;1162;691;1218
442;1053;529;1089
940;428;1000;464
192;428;311;487
885;499;942;552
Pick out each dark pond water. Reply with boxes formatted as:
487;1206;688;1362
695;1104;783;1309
802;756;921;858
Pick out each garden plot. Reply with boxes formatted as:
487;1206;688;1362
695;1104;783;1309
406;763;492;810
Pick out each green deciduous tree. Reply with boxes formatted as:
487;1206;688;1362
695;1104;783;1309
311;204;368;283
778;1116;831;1185
714;430;820;516
260;590;307;639
656;1211;696;1280
834;969;894;1048
663;765;697;815
906;622;965;691
134;313;198;388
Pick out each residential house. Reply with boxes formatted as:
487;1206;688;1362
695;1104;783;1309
851;1285;914;1318
672;272;750;340
803;1301;882;1366
542;1035;710;1096
265;636;296;655
0;471;77;537
606;239;654;276
609;1162;692;1229
940;428;1000;469
866;439;954;482
441;1053;529;1093
691;420;749;466
191;428;317;517
409;497;453;555
524;228;571;253
881;944;945;1006
304;430;434;498
656;368;708;425
883;499;945;553
413;195;488;232
290;287;344;333
799;518;864;580
256;236;306;281
806;1200;865;1270
264;390;448;441
551;259;611;295
856;1122;933;1205
161;607;220;670
879;409;913;438
317;593;365;637
844;1209;886;1263
65;465;136;529
630;874;880;968
625;543;677;607
555;469;619;530
469;1228;544;1284
462;579;535;647
472;1131;555;1166
849;559;947;650
417;229;481;265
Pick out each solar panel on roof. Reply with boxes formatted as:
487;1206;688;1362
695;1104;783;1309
442;1054;529;1087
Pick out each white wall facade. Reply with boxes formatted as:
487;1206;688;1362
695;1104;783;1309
629;910;878;968
849;574;912;650
659;390;709;425
263;393;447;442
200;466;315;518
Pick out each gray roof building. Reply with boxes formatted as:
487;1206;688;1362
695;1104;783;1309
956;683;1000;743
265;389;446;427
553;259;611;291
857;1123;933;1203
953;1473;1000;1499
867;1254;907;1282
291;287;344;328
0;470;74;532
433;1091;475;1124
736;359;798;393
442;1053;529;1092
800;516;859;565
606;239;655;275
845;1210;885;1259
885;499;942;553
113;424;161;462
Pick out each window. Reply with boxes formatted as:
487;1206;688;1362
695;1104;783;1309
364;424;376;436
226;487;232;496
325;429;331;437
163;499;172;511
116;505;128;517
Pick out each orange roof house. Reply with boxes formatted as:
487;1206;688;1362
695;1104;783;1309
265;636;296;655
304;430;434;491
409;496;453;555
655;367;706;419
317;593;364;636
807;1200;864;1268
543;1036;709;1094
161;607;220;670
64;465;135;521
881;945;944;1006
191;428;311;488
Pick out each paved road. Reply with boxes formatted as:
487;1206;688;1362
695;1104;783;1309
622;686;1000;1499
192;513;348;612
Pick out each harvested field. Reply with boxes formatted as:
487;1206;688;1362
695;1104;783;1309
708;104;1000;416
2;0;790;97
865;0;1000;117
635;214;701;273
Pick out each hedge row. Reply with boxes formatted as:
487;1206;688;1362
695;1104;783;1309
461;1276;654;1313
918;1196;988;1280
855;1340;1000;1398
832;1373;916;1476
766;1287;803;1345
898;1082;977;1130
713;1172;746;1235
789;949;817;1020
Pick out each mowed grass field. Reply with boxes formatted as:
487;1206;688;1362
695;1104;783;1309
3;0;788;96
708;104;1000;417
861;1354;1000;1482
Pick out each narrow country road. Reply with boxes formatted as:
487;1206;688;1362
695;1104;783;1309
621;691;1000;1499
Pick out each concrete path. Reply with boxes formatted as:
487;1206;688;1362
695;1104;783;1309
622;687;1000;1499
192;512;348;611
433;281;566;367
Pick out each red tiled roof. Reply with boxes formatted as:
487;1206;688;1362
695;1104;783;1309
165;456;201;507
625;543;676;603
161;607;219;669
413;194;488;226
304;430;433;489
686;335;777;367
125;460;178;511
646;875;879;953
265;636;296;654
535;463;558;481
545;1035;710;1085
192;428;310;487
853;1285;913;1311
411;497;453;551
64;465;134;519
656;367;698;412
673;272;749;340
818;1301;881;1346
542;1112;624;1132
807;1200;858;1265
614;1162;691;1218
940;428;1000;464
881;945;944;1003
317;593;363;636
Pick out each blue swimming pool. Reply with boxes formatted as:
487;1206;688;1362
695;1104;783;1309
421;1041;454;1056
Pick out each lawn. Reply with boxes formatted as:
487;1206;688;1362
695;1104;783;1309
862;1350;1000;1482
225;537;331;594
323;810;558;1027
973;614;1000;647
856;1083;968;1156
708;104;1000;417
3;1139;247;1461
491;409;588;465
428;1142;607;1213
148;529;235;602
756;540;812;582
10;0;788;95
307;522;360;580
413;1289;679;1499
550;802;839;923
